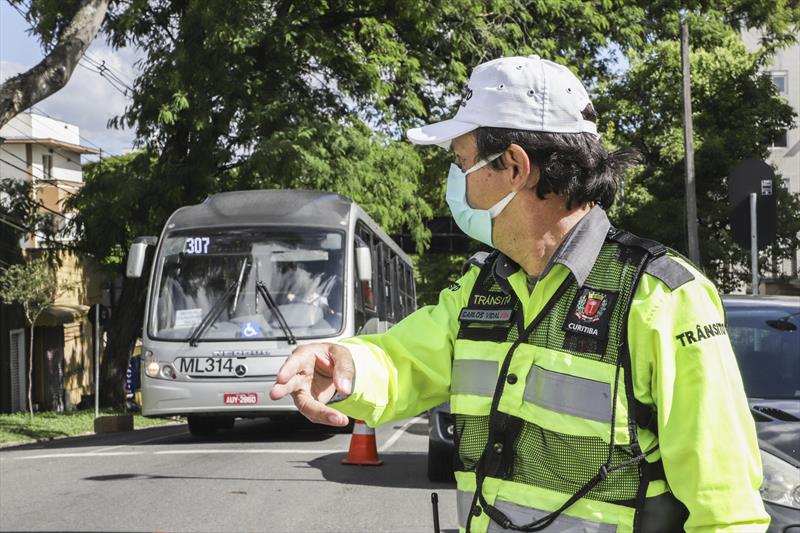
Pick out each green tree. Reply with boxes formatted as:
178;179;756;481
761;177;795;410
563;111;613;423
0;258;59;418
0;178;61;255
65;151;159;408
598;11;799;291
21;0;800;402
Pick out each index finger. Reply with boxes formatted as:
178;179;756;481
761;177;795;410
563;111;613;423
275;345;318;384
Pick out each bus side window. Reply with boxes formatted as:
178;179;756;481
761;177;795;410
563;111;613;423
354;236;376;332
382;245;395;322
394;256;406;319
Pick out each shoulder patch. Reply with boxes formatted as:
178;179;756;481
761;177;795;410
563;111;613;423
462;251;492;275
645;255;694;291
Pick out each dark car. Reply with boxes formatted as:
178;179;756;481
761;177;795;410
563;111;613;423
427;294;800;530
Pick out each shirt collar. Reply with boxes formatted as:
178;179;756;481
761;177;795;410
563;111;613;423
493;205;611;290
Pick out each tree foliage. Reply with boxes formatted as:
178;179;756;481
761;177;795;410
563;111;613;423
598;11;799;291
16;0;800;400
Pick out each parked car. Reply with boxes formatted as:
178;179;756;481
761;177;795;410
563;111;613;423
427;294;800;530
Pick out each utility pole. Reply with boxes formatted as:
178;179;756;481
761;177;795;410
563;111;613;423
681;18;701;265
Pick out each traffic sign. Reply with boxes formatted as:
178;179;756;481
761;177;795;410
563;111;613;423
728;159;776;248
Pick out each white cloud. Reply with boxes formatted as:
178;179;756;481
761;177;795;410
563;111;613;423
1;41;144;157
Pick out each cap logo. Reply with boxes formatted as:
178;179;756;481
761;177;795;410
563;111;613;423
460;87;473;107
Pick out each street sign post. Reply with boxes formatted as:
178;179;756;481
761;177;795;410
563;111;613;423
728;159;777;294
93;303;100;418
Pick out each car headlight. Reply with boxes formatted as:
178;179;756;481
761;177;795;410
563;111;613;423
760;450;800;509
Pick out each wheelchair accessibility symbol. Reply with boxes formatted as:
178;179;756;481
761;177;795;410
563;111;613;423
241;322;260;338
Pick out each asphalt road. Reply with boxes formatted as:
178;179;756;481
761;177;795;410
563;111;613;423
0;416;458;533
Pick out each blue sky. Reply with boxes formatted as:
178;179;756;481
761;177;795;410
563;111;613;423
1;1;139;157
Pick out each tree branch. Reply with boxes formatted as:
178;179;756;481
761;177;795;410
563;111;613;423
0;0;111;127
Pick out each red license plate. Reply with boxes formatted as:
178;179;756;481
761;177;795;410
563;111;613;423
224;393;258;405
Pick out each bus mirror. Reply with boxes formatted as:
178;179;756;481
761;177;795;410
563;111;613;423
126;237;157;278
356;246;372;282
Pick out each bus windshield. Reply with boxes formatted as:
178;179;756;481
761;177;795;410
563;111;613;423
152;227;345;341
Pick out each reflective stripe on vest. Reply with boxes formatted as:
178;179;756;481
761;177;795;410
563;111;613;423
451;359;498;397
457;490;617;532
457;490;474;529
523;365;612;423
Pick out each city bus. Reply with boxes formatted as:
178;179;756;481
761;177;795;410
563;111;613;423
126;190;416;436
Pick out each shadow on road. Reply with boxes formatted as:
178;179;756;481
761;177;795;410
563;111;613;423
78;451;457;490
306;451;456;490
397;419;428;436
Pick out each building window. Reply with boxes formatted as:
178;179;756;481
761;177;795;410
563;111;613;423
770;72;787;95
771;130;788;148
41;153;53;180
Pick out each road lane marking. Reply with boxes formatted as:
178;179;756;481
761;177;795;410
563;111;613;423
14;452;144;460
379;415;424;453
4;449;343;460
3;416;426;461
154;449;343;455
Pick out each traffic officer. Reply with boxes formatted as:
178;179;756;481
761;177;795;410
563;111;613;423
270;55;769;532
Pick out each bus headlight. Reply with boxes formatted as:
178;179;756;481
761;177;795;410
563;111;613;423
760;450;800;509
145;359;161;377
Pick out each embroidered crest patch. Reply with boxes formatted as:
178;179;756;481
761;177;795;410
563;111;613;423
562;287;618;340
575;290;609;322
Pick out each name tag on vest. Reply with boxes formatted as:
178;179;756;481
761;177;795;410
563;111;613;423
459;308;514;323
562;287;618;340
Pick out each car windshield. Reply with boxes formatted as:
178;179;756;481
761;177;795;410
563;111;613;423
152;227;345;341
726;303;800;399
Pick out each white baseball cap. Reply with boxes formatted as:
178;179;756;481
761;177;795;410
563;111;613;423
407;55;598;147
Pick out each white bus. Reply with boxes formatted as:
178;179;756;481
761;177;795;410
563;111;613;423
126;190;416;435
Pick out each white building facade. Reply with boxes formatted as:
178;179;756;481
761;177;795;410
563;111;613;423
0;111;99;245
742;30;800;282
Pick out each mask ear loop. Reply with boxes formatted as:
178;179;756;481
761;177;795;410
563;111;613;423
487;189;518;218
463;152;504;175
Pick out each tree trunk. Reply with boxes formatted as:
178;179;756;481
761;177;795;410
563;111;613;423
0;0;110;127
28;323;35;419
99;273;147;409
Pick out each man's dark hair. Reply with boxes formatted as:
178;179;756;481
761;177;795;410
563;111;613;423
474;127;638;209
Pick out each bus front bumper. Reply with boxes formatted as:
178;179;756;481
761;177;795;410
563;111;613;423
141;377;297;417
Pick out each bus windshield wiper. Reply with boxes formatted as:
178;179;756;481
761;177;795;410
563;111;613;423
256;281;297;345
187;279;241;346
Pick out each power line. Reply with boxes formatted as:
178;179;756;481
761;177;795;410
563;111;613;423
2;120;98;169
30;106;108;155
0;157;72;220
0;213;82;252
83;52;134;90
78;58;131;97
1;147;85;197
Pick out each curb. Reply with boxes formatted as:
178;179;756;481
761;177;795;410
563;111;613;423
0;419;185;449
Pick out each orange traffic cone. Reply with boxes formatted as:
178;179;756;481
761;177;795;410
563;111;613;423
341;419;383;466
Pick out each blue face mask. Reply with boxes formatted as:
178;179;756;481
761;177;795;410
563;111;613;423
446;152;517;248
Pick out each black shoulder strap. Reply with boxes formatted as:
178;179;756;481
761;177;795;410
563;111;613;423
607;227;668;259
461;250;496;275
607;227;668;439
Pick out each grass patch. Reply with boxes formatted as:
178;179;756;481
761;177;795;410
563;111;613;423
0;410;182;444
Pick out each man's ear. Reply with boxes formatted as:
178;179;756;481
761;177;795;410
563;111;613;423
505;143;533;191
